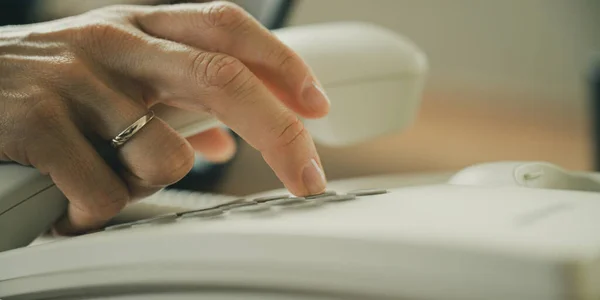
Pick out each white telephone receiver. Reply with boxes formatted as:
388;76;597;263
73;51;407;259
2;23;600;300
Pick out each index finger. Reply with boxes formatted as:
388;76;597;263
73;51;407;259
133;1;330;119
73;13;327;196
193;53;327;196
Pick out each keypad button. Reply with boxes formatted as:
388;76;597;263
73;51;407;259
105;222;135;231
319;194;356;202
267;197;306;206
347;188;389;196
272;198;305;206
305;191;337;199
229;203;271;214
253;194;290;203
131;213;178;227
215;199;256;210
179;208;224;219
270;197;322;210
278;199;323;210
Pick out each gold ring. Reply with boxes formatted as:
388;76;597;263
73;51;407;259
110;111;155;148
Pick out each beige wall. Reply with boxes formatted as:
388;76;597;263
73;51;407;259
289;0;600;109
218;0;600;195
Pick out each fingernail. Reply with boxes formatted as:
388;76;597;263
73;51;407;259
302;80;330;111
302;158;327;195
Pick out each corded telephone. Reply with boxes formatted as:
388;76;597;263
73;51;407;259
1;22;599;300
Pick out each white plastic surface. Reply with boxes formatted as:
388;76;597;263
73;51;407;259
0;163;53;214
0;164;66;252
1;183;600;299
449;161;600;192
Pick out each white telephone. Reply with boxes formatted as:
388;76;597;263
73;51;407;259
1;23;599;300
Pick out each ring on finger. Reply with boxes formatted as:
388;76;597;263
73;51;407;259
110;110;155;148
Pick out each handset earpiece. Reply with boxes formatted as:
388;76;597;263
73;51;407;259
449;161;600;192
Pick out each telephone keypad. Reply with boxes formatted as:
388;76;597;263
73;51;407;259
131;213;178;227
230;203;271;214
253;194;290;203
213;199;255;210
348;189;388;196
278;199;323;210
305;191;337;199
103;188;387;232
318;194;356;202
266;197;306;206
179;208;224;219
105;223;134;231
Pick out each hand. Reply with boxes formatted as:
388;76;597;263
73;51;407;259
0;1;330;234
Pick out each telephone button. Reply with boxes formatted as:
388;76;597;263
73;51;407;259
179;208;224;220
105;222;134;231
229;203;271;214
274;198;323;210
215;199;256;210
131;213;178;227
319;194;356;202
253;194;290;203
267;197;306;206
348;189;388;196
305;190;337;199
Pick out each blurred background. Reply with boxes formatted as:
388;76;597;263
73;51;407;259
2;0;599;195
220;0;600;195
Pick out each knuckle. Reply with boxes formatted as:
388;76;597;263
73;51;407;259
94;4;139;16
143;140;195;186
77;22;114;41
13;95;69;168
76;22;135;49
272;116;308;150
80;22;121;41
86;185;129;218
272;48;301;74
52;56;88;82
194;53;246;91
21;96;67;135
203;1;248;29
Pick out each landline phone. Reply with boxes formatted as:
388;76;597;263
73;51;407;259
1;22;599;300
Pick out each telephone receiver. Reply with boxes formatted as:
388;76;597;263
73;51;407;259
155;22;427;146
0;22;428;252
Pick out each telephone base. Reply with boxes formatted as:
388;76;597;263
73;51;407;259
1;173;599;300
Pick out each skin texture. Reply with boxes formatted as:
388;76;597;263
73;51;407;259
0;2;329;234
